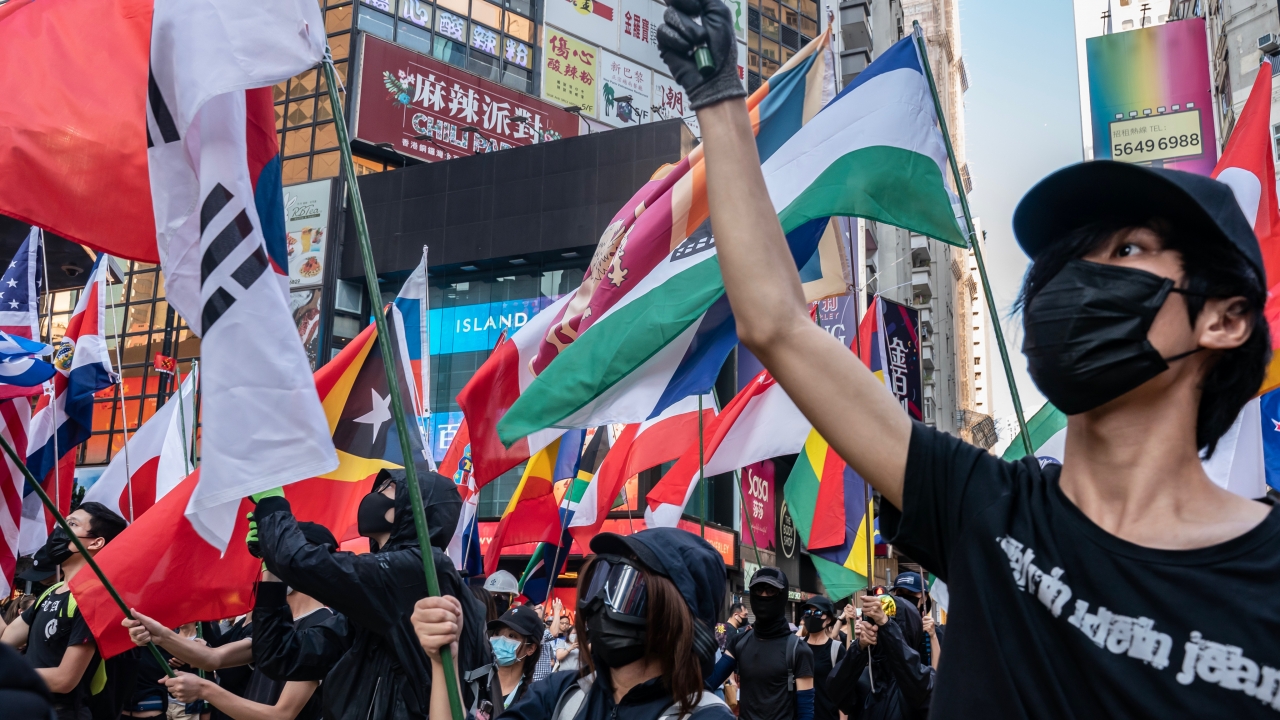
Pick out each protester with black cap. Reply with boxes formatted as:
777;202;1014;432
413;527;733;720
888;573;940;667
827;594;933;720
798;596;844;720
427;603;543;720
2;502;127;720
251;465;488;720
705;567;815;720
651;10;1280;709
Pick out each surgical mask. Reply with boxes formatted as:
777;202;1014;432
490;636;523;667
357;492;396;537
33;528;77;569
1022;260;1202;415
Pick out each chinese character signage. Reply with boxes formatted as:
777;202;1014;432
546;0;619;52
354;35;578;163
543;27;600;117
598;50;651;128
284;179;332;288
741;460;776;551
652;72;699;136
878;297;922;421
620;0;663;69
400;0;431;27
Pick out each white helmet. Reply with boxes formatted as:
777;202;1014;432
483;569;519;594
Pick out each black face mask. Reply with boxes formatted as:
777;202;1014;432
1023;260;1202;415
586;605;647;668
34;528;77;570
803;615;826;634
357;492;396;538
749;590;790;639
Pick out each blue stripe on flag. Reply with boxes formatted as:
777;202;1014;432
813;466;868;569
826;36;921;110
552;429;587;481
256;155;287;273
65;362;114;431
756;50;824;163
26;417;87;492
392;297;424;360
0;356;55;387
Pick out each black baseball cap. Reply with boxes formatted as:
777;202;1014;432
749;566;788;590
1013;161;1265;283
487;604;544;640
800;595;835;616
892;571;924;595
589;532;669;579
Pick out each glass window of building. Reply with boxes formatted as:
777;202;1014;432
744;0;817;90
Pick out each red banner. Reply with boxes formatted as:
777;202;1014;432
354;35;579;163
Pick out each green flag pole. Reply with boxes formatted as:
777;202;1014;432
911;21;1033;455
0;433;174;677
321;57;465;720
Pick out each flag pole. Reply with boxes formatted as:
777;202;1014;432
698;394;706;538
731;468;764;568
911;21;1033;455
104;262;135;521
0;429;174;676
321;56;466;720
174;364;193;476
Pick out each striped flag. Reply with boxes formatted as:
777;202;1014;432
146;0;337;548
0;230;48;400
1001;403;1068;465
0;399;30;597
21;255;116;553
0;332;55;391
484;435;577;576
645;371;810;527
496;32;838;443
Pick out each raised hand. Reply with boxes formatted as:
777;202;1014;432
656;0;745;110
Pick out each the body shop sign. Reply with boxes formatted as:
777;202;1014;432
354;35;578;163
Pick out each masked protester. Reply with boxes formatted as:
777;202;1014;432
656;0;1280;712
705;568;815;720
413;527;733;720
798;596;845;720
1;503;127;720
888;574;939;667
827;594;933;720
483;571;520;619
446;604;543;719
253;465;488;720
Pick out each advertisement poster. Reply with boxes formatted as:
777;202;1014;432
290;287;323;369
598;50;652;128
354;35;578;163
740;460;776;551
430;296;563;355
620;0;663;69
1086;19;1215;175
430;410;466;463
284;179;332;289
815;294;856;349
652;72;698;136
543;27;600;116
545;0;619;52
879;297;923;422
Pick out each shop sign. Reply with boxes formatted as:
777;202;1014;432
740;460;776;550
429;410;466;463
284;179;332;288
597;50;652;128
779;499;797;559
652;72;699;136
543;27;600;116
545;0;619;52
619;0;663;69
430;296;562;355
354;35;578;164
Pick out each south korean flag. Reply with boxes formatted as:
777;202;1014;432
146;0;338;548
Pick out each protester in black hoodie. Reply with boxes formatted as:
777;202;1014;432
827;594;933;720
0;642;55;719
412;527;733;720
253;463;489;720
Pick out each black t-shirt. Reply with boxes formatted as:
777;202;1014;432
884;422;1280;718
206;618;253;720
242;609;330;720
21;587;96;710
807;639;845;720
716;621;749;653
729;631;814;720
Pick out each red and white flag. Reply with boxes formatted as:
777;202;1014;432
0;399;31;597
568;393;715;543
645;372;810;527
456;297;571;486
83;367;199;523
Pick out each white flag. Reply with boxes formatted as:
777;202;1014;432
147;0;337;548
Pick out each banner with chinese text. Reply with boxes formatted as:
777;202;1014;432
353;35;578;163
740;460;776;551
543;26;600;116
879;297;923;422
598;49;652;128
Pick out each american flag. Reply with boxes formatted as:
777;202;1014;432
0;227;43;340
0;398;31;596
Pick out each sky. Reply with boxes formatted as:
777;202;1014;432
959;0;1083;439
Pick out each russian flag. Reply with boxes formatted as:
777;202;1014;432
20;255;116;551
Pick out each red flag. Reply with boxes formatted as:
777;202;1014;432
0;0;156;261
483;439;564;576
1211;60;1280;394
69;471;373;658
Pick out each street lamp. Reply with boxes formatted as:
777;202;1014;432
373;142;408;168
459;125;496;153
562;105;590;134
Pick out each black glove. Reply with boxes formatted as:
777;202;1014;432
657;0;745;111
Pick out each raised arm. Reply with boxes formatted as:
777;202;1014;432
658;0;911;507
123;610;252;671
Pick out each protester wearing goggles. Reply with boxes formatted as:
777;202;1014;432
652;11;1280;710
799;596;845;720
2;502;126;720
412;527;733;720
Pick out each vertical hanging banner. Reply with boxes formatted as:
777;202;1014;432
542;27;600;116
740;460;776;551
878;298;923;422
284;180;332;289
598;50;652;128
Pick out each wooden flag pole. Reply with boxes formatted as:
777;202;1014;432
912;21;1033;455
321;56;466;720
0;431;174;677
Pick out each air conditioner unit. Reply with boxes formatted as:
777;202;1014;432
1259;33;1280;55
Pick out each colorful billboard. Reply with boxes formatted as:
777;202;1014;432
429;296;562;355
1086;19;1215;175
353;35;578;163
284;179;332;289
740;460;776;551
543;26;601;116
598;49;653;127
